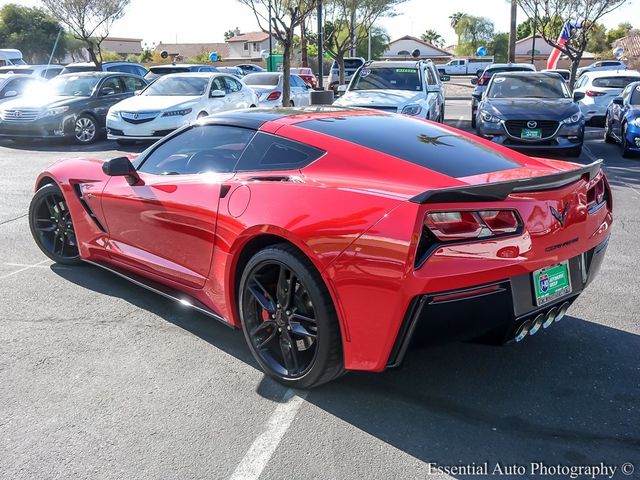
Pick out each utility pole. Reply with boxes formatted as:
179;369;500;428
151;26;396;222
268;0;273;71
367;28;372;61
531;4;538;65
350;8;356;56
317;0;323;89
508;0;517;63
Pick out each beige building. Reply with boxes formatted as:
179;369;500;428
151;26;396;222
515;35;595;69
154;42;230;62
226;31;277;61
381;36;452;62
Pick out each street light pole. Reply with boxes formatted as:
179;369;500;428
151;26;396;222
317;0;323;89
531;5;538;66
268;0;273;71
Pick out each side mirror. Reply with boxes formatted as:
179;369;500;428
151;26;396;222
134;89;142;96
612;96;623;106
470;78;478;85
102;156;141;185
210;89;225;98
573;91;585;102
100;87;115;96
439;75;450;82
4;90;17;98
337;85;347;93
472;92;482;100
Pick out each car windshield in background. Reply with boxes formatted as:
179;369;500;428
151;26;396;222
41;75;100;96
351;67;421;91
344;59;363;69
593;76;640;89
143;76;208;96
243;73;280;86
631;86;640;105
63;66;97;73
485;67;533;77
488;75;568;99
149;67;191;75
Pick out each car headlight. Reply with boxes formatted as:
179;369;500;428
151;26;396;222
42;106;69;117
162;108;192;117
108;109;119;117
561;112;583;124
631;117;640;127
480;111;501;123
401;104;422;116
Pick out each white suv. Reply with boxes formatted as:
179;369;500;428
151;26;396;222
573;69;640;125
333;60;446;122
577;60;626;78
328;57;365;92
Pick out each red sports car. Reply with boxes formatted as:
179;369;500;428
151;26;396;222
29;107;613;388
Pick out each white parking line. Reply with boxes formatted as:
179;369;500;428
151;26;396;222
229;389;307;480
455;115;465;128
583;145;598;161
0;260;51;280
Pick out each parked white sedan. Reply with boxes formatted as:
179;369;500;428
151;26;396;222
107;73;258;144
242;72;311;107
573;69;640;126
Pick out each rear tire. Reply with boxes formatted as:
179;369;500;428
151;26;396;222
471;111;477;129
604;115;616;144
622;123;634;158
238;244;344;389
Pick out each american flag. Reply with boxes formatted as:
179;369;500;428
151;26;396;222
547;21;583;70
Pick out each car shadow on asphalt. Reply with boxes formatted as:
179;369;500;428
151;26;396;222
50;262;640;471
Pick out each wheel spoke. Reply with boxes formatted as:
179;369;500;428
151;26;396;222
289;321;316;339
52;231;62;255
35;219;56;232
255;327;278;349
251;320;275;336
291;312;316;324
44;196;57;218
276;265;295;309
279;335;299;373
248;278;276;313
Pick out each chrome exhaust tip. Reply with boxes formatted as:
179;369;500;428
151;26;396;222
555;302;570;322
514;320;532;342
543;307;558;329
529;313;545;336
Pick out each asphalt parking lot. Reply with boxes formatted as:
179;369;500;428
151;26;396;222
1;101;639;480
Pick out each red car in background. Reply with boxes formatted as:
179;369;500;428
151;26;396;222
29;107;612;388
291;67;317;88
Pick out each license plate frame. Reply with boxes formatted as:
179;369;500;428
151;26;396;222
532;261;572;306
521;128;542;140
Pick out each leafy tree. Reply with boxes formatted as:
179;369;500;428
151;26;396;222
0;4;67;63
355;25;390;59
421;29;444;47
586;23;608;53
489;32;509;62
323;0;405;85
518;0;627;85
516;15;564;40
139;47;153;63
100;50;121;61
606;22;633;45
238;0;316;105
454;15;494;55
224;29;236;40
449;11;464;45
42;0;131;69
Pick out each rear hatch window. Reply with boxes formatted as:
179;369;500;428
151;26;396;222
592;76;640;89
298;114;519;178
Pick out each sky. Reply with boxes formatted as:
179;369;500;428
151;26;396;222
3;0;638;48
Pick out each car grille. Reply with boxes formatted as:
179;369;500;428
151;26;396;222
120;111;160;124
0;108;40;122
504;120;559;139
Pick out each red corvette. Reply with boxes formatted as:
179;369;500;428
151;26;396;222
29;107;612;388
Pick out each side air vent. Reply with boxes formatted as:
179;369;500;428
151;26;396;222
72;183;107;232
248;176;303;183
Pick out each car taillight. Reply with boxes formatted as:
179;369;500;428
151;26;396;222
586;175;610;212
477;75;490;86
585;90;605;97
267;91;281;101
424;210;521;242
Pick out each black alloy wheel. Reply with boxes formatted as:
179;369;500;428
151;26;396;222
29;183;81;265
239;245;343;388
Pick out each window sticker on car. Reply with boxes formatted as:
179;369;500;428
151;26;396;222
395;68;417;74
360;69;371;77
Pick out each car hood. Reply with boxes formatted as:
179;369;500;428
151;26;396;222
482;98;579;121
0;95;88;110
111;95;198;112
335;89;424;107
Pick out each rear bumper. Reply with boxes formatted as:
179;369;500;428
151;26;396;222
387;236;609;367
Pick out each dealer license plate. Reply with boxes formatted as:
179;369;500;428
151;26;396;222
521;128;542;140
533;261;572;306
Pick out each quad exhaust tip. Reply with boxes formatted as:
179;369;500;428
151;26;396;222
514;301;571;342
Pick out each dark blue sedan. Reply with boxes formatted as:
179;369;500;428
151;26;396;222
605;80;640;157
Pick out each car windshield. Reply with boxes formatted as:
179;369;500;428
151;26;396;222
487;75;568;98
37;75;100;96
351;67;422;92
243;73;280;86
631;85;640;105
143;76;208;96
592;76;640;89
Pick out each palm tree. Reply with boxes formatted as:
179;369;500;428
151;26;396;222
421;29;444;47
449;12;466;45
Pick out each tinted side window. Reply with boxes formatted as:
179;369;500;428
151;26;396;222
139;126;256;175
44;68;62;79
224;76;241;93
101;77;124;94
122;76;146;92
199;66;215;72
211;77;225;92
235;132;325;172
424;66;436;86
298;115;519;178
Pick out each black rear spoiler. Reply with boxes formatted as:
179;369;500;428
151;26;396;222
409;160;603;204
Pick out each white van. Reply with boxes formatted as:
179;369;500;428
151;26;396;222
0;49;25;67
